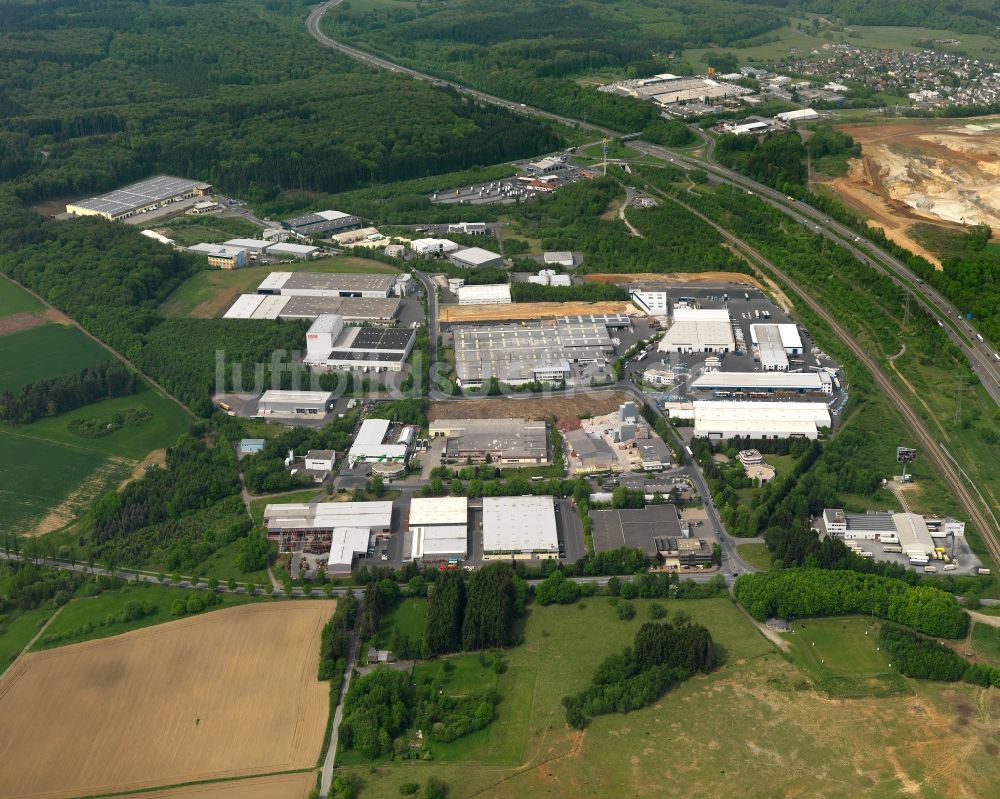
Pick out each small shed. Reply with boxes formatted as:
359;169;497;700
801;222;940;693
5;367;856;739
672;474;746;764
239;438;265;457
765;618;790;632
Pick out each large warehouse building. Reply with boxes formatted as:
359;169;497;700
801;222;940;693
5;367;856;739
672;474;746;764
258;272;396;298
262;500;392;556
687;400;831;439
565;428;616;473
347;418;409;466
430;418;549;465
223;293;399;322
591;505;684;556
448;247;504;270
453;318;613;388
66;175;211;221
482;496;559;560
749;323;803;371
456;283;512;305
659;308;734;354
256;390;333;420
409;496;469;561
282;209;362;237
304;314;415;372
690;371;832;395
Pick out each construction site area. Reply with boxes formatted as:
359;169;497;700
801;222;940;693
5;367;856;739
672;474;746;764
822;118;1000;267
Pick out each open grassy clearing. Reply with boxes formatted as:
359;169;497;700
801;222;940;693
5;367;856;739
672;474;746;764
0;605;56;673
783;617;910;698
969;622;1000;666
157;214;264;247
736;543;772;571
345;601;1000;798
0;323;110;393
0;601;334;799
31;582;265;651
373;597;427;648
159;255;398;318
0;275;42;319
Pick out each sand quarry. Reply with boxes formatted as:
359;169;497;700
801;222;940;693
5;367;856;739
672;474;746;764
823;118;1000;267
0;601;335;799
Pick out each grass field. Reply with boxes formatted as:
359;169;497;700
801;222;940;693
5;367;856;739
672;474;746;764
0;276;42;319
32;582;264;651
0;323;110;393
969;622;1000;666
374;597;426;648
340;601;1000;797
0;605;56;673
0;385;188;535
157;214;264;247
736;543;772;570
0;601;334;799
159;256;399;318
783;617;910;698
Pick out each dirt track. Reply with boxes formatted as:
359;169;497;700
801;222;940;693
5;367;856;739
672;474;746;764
112;772;315;799
0;601;334;799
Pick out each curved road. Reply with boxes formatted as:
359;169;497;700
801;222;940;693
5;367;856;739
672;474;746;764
306;0;1000;406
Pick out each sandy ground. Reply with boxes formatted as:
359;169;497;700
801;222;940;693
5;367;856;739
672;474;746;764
438;301;635;323
583;271;763;288
429;393;630;427
823;118;1000;268
111;772;315;799
0;307;71;336
30;455;132;536
0;601;335;799
118;448;168;491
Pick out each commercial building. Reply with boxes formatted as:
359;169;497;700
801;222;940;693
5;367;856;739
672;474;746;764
258;271;396;299
448;247;504;270
257;390;333;420
223;238;273;255
409;496;469;561
591;505;685;556
823;509;965;556
528;269;571;287
347;418;409;466
526;157;567;173
66;175;211;221
262;500;392;554
690;371;831;394
776;108;819;123
688;400;831;440
749;323;803;371
188;243;246;269
304;314;414;372
430;418;549;465
410;238;459;256
282;209;362;237
304;450;336;472
660;538;713;569
643;365;678;386
565;428;616;473
223;293;399;323
238;438;265;456
659;308;734;354
266;242;320;260
456;283;511;305
447;222;489;236
482;496;559;559
452;318;613;388
140;229;175;247
543;251;574;267
630;285;669;317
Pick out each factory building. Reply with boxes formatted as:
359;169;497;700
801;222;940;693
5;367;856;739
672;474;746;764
750;323;803;371
430;418;549;465
528;269;572;287
266;242;320;260
629;285;669;317
188;243;246;269
447;222;489;236
409;496;469;561
258;272;396;299
776;108;819;123
410;238;460;256
223;238;273;255
690;371;832;394
565;429;617;473
140;229;175;247
448;247;504;270
223;293;399;323
348;418;409;466
686;400;831;440
456;283;511;305
543;251;574;268
482;496;559;560
257;390;333;420
282;209;362;237
659;308;734;353
452;318;613;388
66;175;211;221
590;505;684;556
262;501;392;569
304;314;415;372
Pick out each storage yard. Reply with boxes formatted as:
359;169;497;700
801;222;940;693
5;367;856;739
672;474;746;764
0;602;334;799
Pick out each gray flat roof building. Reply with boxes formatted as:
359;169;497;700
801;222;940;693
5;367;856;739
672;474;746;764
591;505;684;556
283;210;362;236
565;429;616;473
752;324;790;371
224;293;399;322
258;271;396;298
430;418;549;465
66;175;211;221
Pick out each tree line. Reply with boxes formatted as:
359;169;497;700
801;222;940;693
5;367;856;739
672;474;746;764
319;590;360;682
878;623;1000;687
734;569;968;638
0;360;135;424
562;619;715;728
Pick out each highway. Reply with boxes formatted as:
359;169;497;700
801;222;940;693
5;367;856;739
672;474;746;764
306;0;1000;407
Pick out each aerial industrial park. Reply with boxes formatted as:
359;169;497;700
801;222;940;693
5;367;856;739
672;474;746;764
4;1;1000;798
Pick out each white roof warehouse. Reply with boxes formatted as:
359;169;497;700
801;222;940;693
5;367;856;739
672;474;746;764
482;496;559;559
409;496;469;560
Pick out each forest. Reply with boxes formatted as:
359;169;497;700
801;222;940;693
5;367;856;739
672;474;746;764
878;623;1000;687
562;619;716;728
734;568;968;638
0;361;134;424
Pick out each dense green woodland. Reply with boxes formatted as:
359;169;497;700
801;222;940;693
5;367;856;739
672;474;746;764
0;0;560;203
0;361;135;424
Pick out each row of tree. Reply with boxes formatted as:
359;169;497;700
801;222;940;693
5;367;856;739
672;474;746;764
734;569;968;638
878;623;1000;687
319;591;360;681
562;620;716;728
0;360;135;424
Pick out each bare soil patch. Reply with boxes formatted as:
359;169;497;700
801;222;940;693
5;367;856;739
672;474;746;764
30;456;131;537
0;312;45;336
429;392;630;428
0;601;335;799
439;301;635;323
118;448;167;491
583;271;763;288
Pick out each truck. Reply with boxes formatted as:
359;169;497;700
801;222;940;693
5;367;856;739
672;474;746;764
881;545;903;554
977;333;985;343
978;567;992;575
923;566;938;574
943;564;958;571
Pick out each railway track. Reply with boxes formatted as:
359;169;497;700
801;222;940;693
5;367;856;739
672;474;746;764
659;190;1000;565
